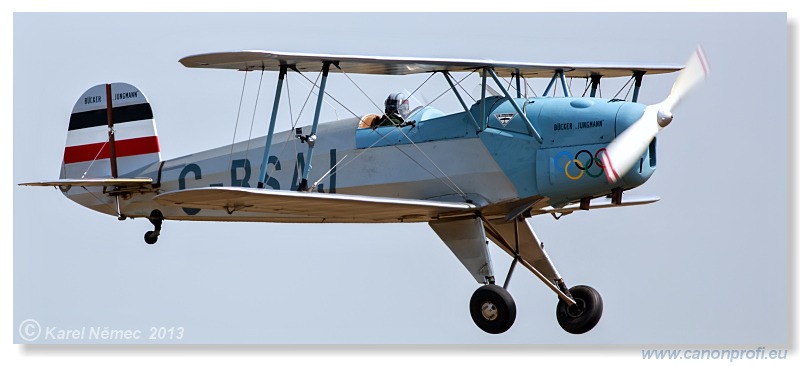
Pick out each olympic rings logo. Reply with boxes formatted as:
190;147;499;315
554;148;608;181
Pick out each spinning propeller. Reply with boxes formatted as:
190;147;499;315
601;46;709;183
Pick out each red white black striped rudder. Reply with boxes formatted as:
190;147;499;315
61;83;161;179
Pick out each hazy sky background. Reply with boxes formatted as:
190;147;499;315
11;11;789;348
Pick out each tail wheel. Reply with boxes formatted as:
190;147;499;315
143;210;163;245
556;285;603;334
144;231;158;245
469;284;516;334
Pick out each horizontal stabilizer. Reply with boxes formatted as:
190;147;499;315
19;178;153;188
153;187;475;223
534;194;660;215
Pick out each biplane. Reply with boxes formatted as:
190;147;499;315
21;47;708;335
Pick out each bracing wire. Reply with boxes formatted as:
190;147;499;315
335;67;468;199
623;77;635;101
243;68;266;173
525;77;538;98
311;154;348;190
291;70;322;128
581;77;591;97
505;76;514;94
552;75;558;98
392;126;467;198
291;73;342;121
335;127;465;198
294;68;361;120
80;137;110;179
612;75;635;100
227;70;249;181
286;73;294;126
429;71;476;107
81;186;119;215
401;72;436;105
456;70;479;102
568;77;573;96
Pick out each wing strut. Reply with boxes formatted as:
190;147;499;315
589;74;602;97
513;70;522;98
257;65;288;189
298;61;332;191
543;71;559;97
631;71;645;102
487;68;543;144
442;71;481;132
558;69;571;97
480;68;487;129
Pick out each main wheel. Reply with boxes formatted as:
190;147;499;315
144;231;158;245
556;285;603;334
469;284;516;334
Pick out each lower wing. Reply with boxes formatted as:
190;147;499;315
153;187;476;223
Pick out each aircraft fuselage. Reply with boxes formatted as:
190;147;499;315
63;96;656;222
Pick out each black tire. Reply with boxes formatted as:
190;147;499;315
556;285;603;334
144;231;158;245
469;284;516;334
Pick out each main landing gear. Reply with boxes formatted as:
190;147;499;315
143;209;163;245
468;282;602;335
431;215;603;335
478;217;602;335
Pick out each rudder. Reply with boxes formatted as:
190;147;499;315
61;83;161;179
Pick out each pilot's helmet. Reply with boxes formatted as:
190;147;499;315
385;92;410;117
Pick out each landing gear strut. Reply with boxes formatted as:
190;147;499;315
144;209;163;245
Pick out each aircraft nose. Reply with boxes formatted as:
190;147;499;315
614;102;655;188
619;137;657;187
615;102;646;135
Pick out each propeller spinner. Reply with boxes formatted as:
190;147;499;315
601;46;709;183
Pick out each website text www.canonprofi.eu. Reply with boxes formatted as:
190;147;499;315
642;347;787;362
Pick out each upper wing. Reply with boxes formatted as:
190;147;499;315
152;187;476;223
179;50;683;78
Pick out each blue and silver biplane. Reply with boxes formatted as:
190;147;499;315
22;47;708;334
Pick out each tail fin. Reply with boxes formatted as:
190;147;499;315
61;83;161;179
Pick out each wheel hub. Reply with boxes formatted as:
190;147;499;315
566;298;586;318
481;301;498;321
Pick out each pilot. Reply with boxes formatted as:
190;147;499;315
375;92;409;128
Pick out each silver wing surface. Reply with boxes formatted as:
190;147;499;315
153;187;476;223
179;50;683;78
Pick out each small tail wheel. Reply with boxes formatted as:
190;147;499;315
556;285;603;334
469;284;516;334
143;210;163;245
144;231;158;245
